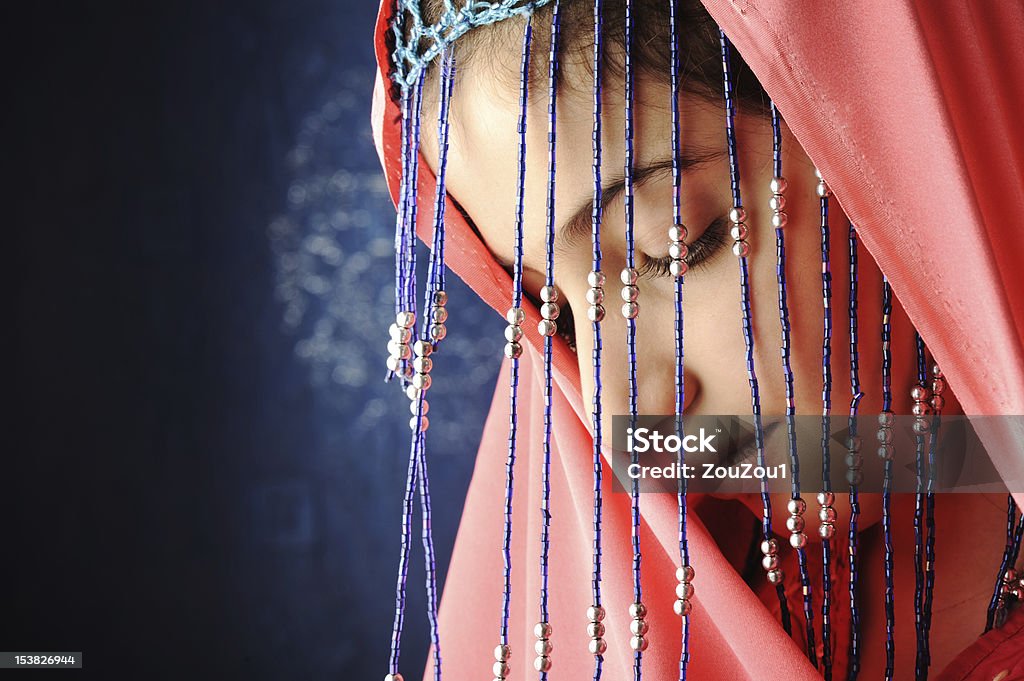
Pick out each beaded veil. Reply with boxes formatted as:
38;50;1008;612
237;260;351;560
369;1;1024;679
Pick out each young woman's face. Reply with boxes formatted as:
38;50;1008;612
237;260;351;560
421;48;941;532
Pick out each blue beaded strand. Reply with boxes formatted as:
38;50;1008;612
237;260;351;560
624;4;645;678
670;3;691;677
846;222;864;681
536;4;560;677
913;333;928;680
881;277;896;681
720;31;791;635
820;166;834;680
498;16;533;661
588;0;607;674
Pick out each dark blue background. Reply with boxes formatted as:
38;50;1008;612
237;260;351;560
8;2;499;678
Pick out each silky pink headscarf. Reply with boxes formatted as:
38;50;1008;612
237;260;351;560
371;1;1024;678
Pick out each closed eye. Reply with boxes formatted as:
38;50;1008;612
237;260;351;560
637;215;729;279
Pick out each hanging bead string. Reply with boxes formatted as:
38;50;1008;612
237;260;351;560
920;360;943;676
719;31;791;635
987;496;1024;631
846;221;864;680
384;51;455;681
494;17;533;681
911;332;929;680
622;2;648;676
586;0;608;673
767;101;814;662
879;277;896;681
818;168;834;680
669;3;692;678
534;3;561;677
391;83;412;326
387;72;427;386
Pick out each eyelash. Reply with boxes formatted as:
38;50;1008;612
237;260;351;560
637;216;729;278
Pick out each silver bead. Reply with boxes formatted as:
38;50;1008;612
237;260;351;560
492;661;509;678
913;417;931;434
588;637;607;656
911;385;930;401
789;532;808;549
819;507;837;523
431;307;448;324
413;340;433;357
787;497;806;515
814;167;824;180
385;356;401;372
729;223;749;241
533;656;551;673
405;385;421;401
412;356;432;374
587;621;605;638
818;524;836;539
729;206;747;224
505;324;523;342
628;602;647;618
931;378;945;395
847;469;864;485
1005;568;1018;582
877;427;894;444
930;395;945;411
620;267;638;285
629;635;649;652
912;402;932;417
816;180;831;198
587;270;606;288
506;307;525;325
668;225;688;242
622;302;639;319
845;453;863;468
540;302;560;320
587;605;606;622
760;538;779;556
504;342;523;359
494;644;511;661
410;415;429;431
411;373;432;391
396;311;416;329
430;324;446;341
538;319;557;337
767;569;785;585
878;411;896;427
431;290;448;306
539;285;559;303
762;554;779;571
409;400;429;415
732;240;750;258
786;515;805;533
673;598;692;616
932;364;943;378
675;582;694;600
586;287;605;305
390;324;413;343
877;444;894;460
769;176;788;194
668;242;688;260
620;285;639;302
817;491;835;506
770;211;789;229
384;674;404;681
535;639;552;656
846;436;862;452
670;260;688;278
534;622;553;639
768;194;786;212
629;618;650;636
387;341;412;360
587;304;606;322
676;565;695;582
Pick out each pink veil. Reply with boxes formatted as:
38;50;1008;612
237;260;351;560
371;1;1024;677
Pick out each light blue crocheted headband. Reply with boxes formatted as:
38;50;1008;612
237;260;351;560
390;0;554;89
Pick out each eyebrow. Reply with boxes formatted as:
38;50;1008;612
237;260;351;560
554;149;724;256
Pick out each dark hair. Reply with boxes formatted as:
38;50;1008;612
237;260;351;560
409;0;768;113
